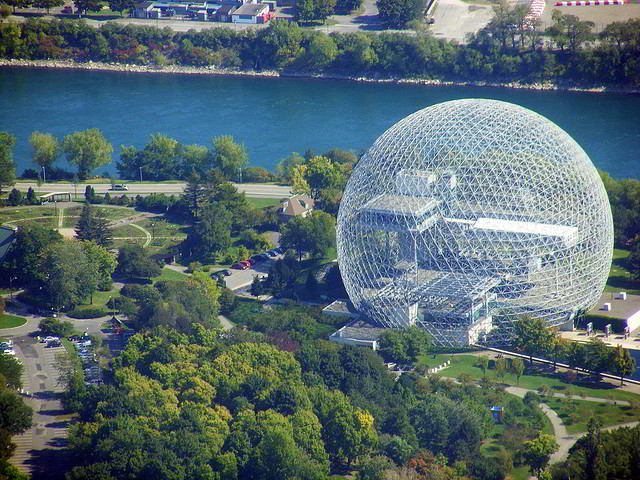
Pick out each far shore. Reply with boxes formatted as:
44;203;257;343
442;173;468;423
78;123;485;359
2;58;639;95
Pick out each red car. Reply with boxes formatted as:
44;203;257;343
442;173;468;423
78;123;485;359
240;260;251;268
232;262;249;270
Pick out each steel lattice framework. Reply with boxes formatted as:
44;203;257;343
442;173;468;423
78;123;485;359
336;99;613;346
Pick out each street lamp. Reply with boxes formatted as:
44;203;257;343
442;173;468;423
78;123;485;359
139;166;143;183
42;166;46;183
151;222;155;240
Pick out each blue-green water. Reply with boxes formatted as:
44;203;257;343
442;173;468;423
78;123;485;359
1;67;639;179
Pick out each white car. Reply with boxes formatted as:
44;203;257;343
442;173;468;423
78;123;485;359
3;349;16;356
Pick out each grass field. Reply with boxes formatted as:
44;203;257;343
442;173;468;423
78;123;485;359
0;206;55;223
426;354;640;403
0;314;28;329
153;267;189;283
111;224;147;238
543;396;640;434
246;198;282;209
112;238;147;249
135;218;188;238
605;248;640;295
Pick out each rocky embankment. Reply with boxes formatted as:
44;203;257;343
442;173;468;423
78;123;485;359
1;58;637;93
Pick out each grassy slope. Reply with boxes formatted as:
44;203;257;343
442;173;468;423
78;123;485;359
605;248;640;295
421;354;640;403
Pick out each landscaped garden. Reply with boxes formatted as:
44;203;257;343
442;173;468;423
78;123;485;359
605;248;640;295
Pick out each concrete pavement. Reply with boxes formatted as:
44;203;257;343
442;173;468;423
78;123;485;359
14;182;292;199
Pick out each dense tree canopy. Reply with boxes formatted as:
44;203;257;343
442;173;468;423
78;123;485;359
0;131;16;194
62;128;112;180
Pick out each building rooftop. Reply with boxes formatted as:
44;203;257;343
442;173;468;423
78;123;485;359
589;292;640;320
330;319;387;342
0;226;16;263
233;3;268;15
281;194;314;217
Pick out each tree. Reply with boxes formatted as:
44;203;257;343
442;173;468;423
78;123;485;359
304;156;345;200
183;170;207;219
118;134;183;181
185;203;232;260
212;136;248;181
336;0;362;13
73;0;102;15
305;34;338;70
378;327;431;364
611;344;635;386
2;224;62;287
7;188;22;206
75;204;112;248
38;317;74;337
81;241;116;291
512;316;556;364
0;132;16;194
495;357;507;379
251;275;264;297
511;358;524;386
107;0;135;15
377;0;426;27
62;129;113;180
40;241;97;310
32;0;64;13
84;185;96;203
0;353;23;390
521;432;558;479
28;131;59;172
3;0;30;14
280;210;336;261
116;244;162;279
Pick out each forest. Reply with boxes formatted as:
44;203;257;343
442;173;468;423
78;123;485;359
0;10;639;86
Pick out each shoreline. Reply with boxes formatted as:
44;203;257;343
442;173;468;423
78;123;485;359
2;58;640;94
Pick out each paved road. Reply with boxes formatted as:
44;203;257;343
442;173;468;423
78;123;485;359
14;182;292;199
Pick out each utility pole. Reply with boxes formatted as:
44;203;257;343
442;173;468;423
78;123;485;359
42;166;46;183
139;166;143;183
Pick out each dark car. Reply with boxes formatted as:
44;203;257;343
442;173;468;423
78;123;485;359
232;262;249;270
212;269;232;278
250;255;265;264
267;250;277;257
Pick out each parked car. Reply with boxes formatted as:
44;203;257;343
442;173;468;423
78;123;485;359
267;250;277;257
61;5;73;13
211;269;232;278
250;255;265;264
232;262;249;270
239;260;251;268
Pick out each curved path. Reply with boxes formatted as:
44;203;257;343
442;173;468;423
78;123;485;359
504;385;638;463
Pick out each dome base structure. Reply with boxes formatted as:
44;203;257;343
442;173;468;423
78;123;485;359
336;99;613;347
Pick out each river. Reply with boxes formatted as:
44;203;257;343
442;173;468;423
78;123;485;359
1;67;639;179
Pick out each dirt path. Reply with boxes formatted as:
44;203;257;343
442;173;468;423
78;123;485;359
218;314;234;331
57;206;64;227
127;223;152;247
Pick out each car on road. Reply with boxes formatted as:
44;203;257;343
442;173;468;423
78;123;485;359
109;184;129;191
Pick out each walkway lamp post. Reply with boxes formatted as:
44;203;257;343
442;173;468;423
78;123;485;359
42;166;46;183
139;166;143;183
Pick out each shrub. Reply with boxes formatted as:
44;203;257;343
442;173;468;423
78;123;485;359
39;317;74;336
67;307;109;319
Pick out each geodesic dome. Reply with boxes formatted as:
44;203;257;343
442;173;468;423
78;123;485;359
336;99;613;346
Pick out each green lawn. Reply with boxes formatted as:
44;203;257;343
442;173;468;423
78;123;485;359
543;396;640;434
152;267;189;283
427;354;640;403
605;248;640;295
112;238;147;249
0;314;27;329
0;206;56;224
135;218;188;238
246;198;282;209
111;224;147;238
92;206;137;221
